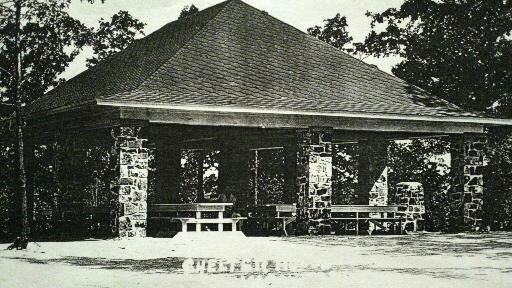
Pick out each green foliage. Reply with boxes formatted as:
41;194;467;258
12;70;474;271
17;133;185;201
388;139;451;231
0;0;90;108
31;133;114;238
307;13;354;53
484;128;512;230
248;149;285;205
179;150;219;203
332;143;358;205
0;0;146;240
179;4;199;20
0;136;16;240
312;2;512;231
360;0;512;115
0;0;146;110
86;11;145;67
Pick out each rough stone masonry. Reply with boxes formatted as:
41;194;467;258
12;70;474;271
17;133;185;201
296;128;333;234
396;182;425;231
463;136;486;230
111;126;149;237
450;134;486;231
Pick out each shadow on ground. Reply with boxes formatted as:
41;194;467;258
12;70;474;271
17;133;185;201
3;233;512;281
278;232;512;257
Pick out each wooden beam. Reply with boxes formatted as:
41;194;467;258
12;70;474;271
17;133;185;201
121;107;485;134
26;106;124;139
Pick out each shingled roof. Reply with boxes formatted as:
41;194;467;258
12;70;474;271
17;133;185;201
28;0;491;122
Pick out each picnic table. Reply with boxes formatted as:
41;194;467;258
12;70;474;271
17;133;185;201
148;203;246;232
331;205;407;235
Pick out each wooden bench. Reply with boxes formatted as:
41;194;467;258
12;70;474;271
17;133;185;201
331;205;407;235
148;203;246;232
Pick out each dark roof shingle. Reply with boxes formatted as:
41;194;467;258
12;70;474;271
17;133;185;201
28;0;482;119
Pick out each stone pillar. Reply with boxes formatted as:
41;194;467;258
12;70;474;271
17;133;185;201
449;133;486;231
111;126;149;237
296;128;333;234
396;182;425;232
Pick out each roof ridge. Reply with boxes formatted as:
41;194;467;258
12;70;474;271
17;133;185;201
127;0;235;95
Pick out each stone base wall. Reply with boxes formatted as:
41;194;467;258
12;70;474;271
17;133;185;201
396;182;425;232
296;128;332;234
111;126;149;237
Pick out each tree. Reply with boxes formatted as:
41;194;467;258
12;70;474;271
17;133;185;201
357;0;512;231
387;139;451;231
359;0;512;115
0;0;145;247
179;4;199;20
484;128;512;230
86;10;145;67
0;1;146;110
307;13;354;53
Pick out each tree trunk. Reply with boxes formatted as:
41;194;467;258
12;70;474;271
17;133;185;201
14;0;29;248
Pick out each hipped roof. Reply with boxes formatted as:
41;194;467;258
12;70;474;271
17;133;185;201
26;0;511;127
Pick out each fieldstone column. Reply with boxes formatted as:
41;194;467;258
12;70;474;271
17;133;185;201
396;182;425;232
111;126;149;237
296;127;333;234
449;133;486;231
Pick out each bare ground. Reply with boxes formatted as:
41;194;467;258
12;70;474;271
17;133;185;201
1;232;511;288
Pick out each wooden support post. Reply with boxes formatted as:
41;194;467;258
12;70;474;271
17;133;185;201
218;211;223;231
254;150;258;206
196;150;205;202
356;212;359;235
196;211;201;232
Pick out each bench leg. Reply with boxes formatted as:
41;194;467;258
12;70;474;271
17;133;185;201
196;211;201;232
181;221;188;232
356;212;359;236
218;223;223;232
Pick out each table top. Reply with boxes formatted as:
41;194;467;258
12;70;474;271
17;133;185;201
149;203;233;212
253;204;297;213
331;205;406;213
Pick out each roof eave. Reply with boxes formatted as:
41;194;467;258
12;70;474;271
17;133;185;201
96;100;512;127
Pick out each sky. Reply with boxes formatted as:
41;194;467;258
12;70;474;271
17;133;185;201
62;0;404;80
